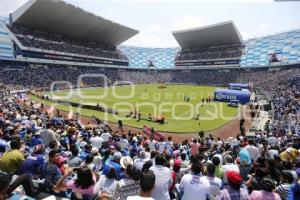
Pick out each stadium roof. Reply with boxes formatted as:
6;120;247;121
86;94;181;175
172;21;242;49
11;0;139;46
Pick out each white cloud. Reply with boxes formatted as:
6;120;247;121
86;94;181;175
240;30;249;40
258;24;270;31
252;23;271;37
174;14;208;31
0;0;27;16
124;23;178;47
123;32;178;47
146;24;163;33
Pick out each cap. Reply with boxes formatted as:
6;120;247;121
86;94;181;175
226;171;242;185
112;152;122;161
138;150;146;158
91;147;99;155
120;156;133;169
174;159;182;167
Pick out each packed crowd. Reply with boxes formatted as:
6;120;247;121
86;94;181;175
236;68;300;136
0;89;300;200
12;25;127;60
0;62;119;89
1;61;299;90
176;44;244;61
0;61;299;199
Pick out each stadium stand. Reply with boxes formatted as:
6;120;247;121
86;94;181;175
121;28;300;68
240;29;300;67
4;0;138;67
173;21;244;67
11;25;128;60
2;16;300;69
175;44;244;61
1;0;300;199
0;18;14;60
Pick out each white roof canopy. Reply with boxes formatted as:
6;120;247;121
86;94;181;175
172;21;242;49
11;0;139;46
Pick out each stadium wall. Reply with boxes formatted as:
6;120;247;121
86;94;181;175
240;29;300;67
119;46;179;68
0;17;14;60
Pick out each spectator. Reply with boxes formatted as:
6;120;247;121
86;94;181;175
40;123;57;148
18;144;45;176
250;176;281;200
216;171;249;200
179;161;211;200
169;160;181;199
212;156;224;180
90;132;103;149
246;167;269;193
235;145;251;181
102;151;123;180
275;171;294;200
190;138;200;156
54;167;96;199
41;149;63;195
205;163;223;197
134;150;149;171
0;172;38;198
222;155;240;184
150;155;172;200
245;139;259;162
94;167;118;199
67;147;83;168
127;170;156;200
288;178;300;200
0;138;25;174
112;163;141;200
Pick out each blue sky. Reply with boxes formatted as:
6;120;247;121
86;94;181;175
1;0;300;47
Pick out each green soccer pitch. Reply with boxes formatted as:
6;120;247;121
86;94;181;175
31;84;239;133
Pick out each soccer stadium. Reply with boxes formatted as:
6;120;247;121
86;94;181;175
0;0;299;199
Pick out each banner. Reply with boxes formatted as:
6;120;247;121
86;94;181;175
143;125;165;140
214;89;250;104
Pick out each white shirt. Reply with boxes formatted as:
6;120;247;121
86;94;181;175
119;138;129;151
101;132;112;142
149;165;172;200
134;158;149;171
165;141;173;151
267;149;279;159
93;155;103;170
90;136;103;149
204;176;222;197
245;144;259;161
158;141;166;153
127;196;155;200
40;128;57;147
217;140;223;149
148;140;157;151
179;174;210;200
268;136;278;146
94;175;118;196
258;144;269;157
